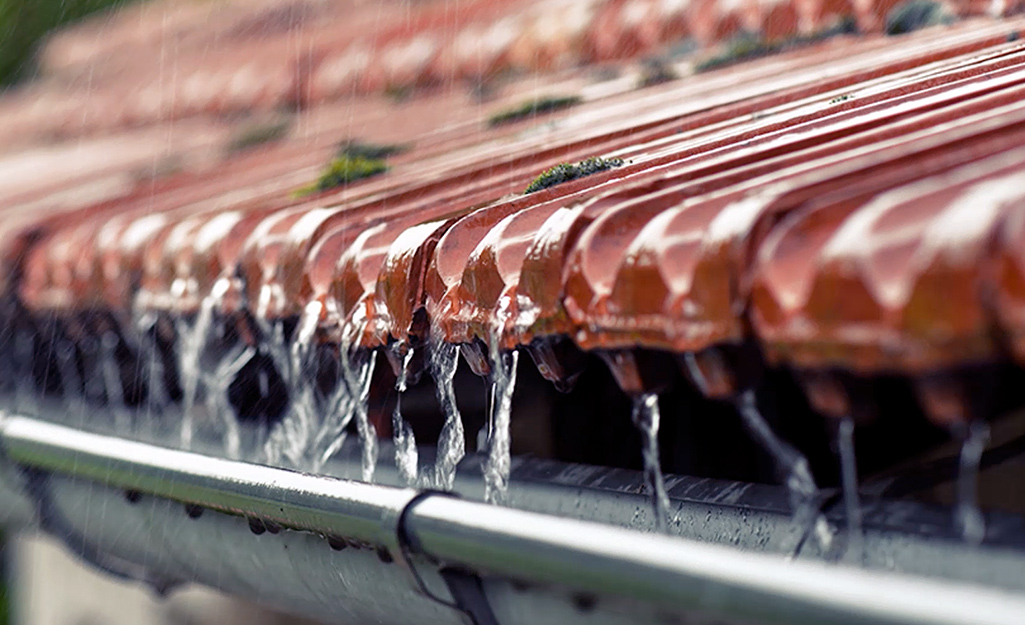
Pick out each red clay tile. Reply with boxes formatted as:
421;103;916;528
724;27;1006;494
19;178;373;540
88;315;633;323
752;147;1025;424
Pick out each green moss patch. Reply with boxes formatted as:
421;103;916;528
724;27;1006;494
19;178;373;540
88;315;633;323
523;157;625;195
296;138;412;196
695;32;779;73
337;140;410;160
488;95;582;127
297;155;388;196
695;18;858;73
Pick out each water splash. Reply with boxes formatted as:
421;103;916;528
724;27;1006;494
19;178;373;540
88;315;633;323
392;346;418;485
429;329;464;490
735;389;831;554
956;420;989;544
633;393;671;532
838;416;862;564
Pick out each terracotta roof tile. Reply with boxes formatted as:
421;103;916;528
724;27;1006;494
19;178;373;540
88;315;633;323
5;5;1025;420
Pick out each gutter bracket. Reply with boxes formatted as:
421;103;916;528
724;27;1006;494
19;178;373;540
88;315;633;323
440;567;501;625
394;490;501;625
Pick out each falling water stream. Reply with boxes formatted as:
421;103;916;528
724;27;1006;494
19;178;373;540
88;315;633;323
313;348;376;473
392;347;419;485
263;303;319;468
633;393;671;533
207;343;253;460
429;327;464;490
484;349;518;505
838;417;862;563
338;319;378;482
134;313;169;423
310;312;377;473
483;296;519;505
175;293;217;450
735;389;831;554
956;420;990;544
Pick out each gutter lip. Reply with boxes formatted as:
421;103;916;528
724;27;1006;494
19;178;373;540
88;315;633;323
3;414;1025;625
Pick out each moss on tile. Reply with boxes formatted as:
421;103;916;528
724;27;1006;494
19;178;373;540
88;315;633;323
523;157;624;194
488;95;582;127
297;154;389;196
337;139;410;161
695;18;858;73
695;31;779;73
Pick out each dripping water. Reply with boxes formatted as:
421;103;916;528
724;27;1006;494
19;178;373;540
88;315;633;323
633;393;670;533
311;314;377;473
307;305;352;469
392;346;418;485
288;304;321;466
208;343;254;460
174;276;252;459
484;349;518;505
483;296;518;505
429;323;464;490
735;389;832;554
132;310;169;426
337;316;378;482
309;387;352;471
175;292;217;450
262;302;319;468
351;365;378;483
838;416;862;564
314;350;376;473
258;321;294;463
956;420;989;544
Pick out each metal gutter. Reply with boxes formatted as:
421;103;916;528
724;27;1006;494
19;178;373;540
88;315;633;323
2;415;1025;625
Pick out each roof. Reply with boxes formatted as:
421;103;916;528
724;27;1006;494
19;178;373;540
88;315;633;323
3;1;1025;429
